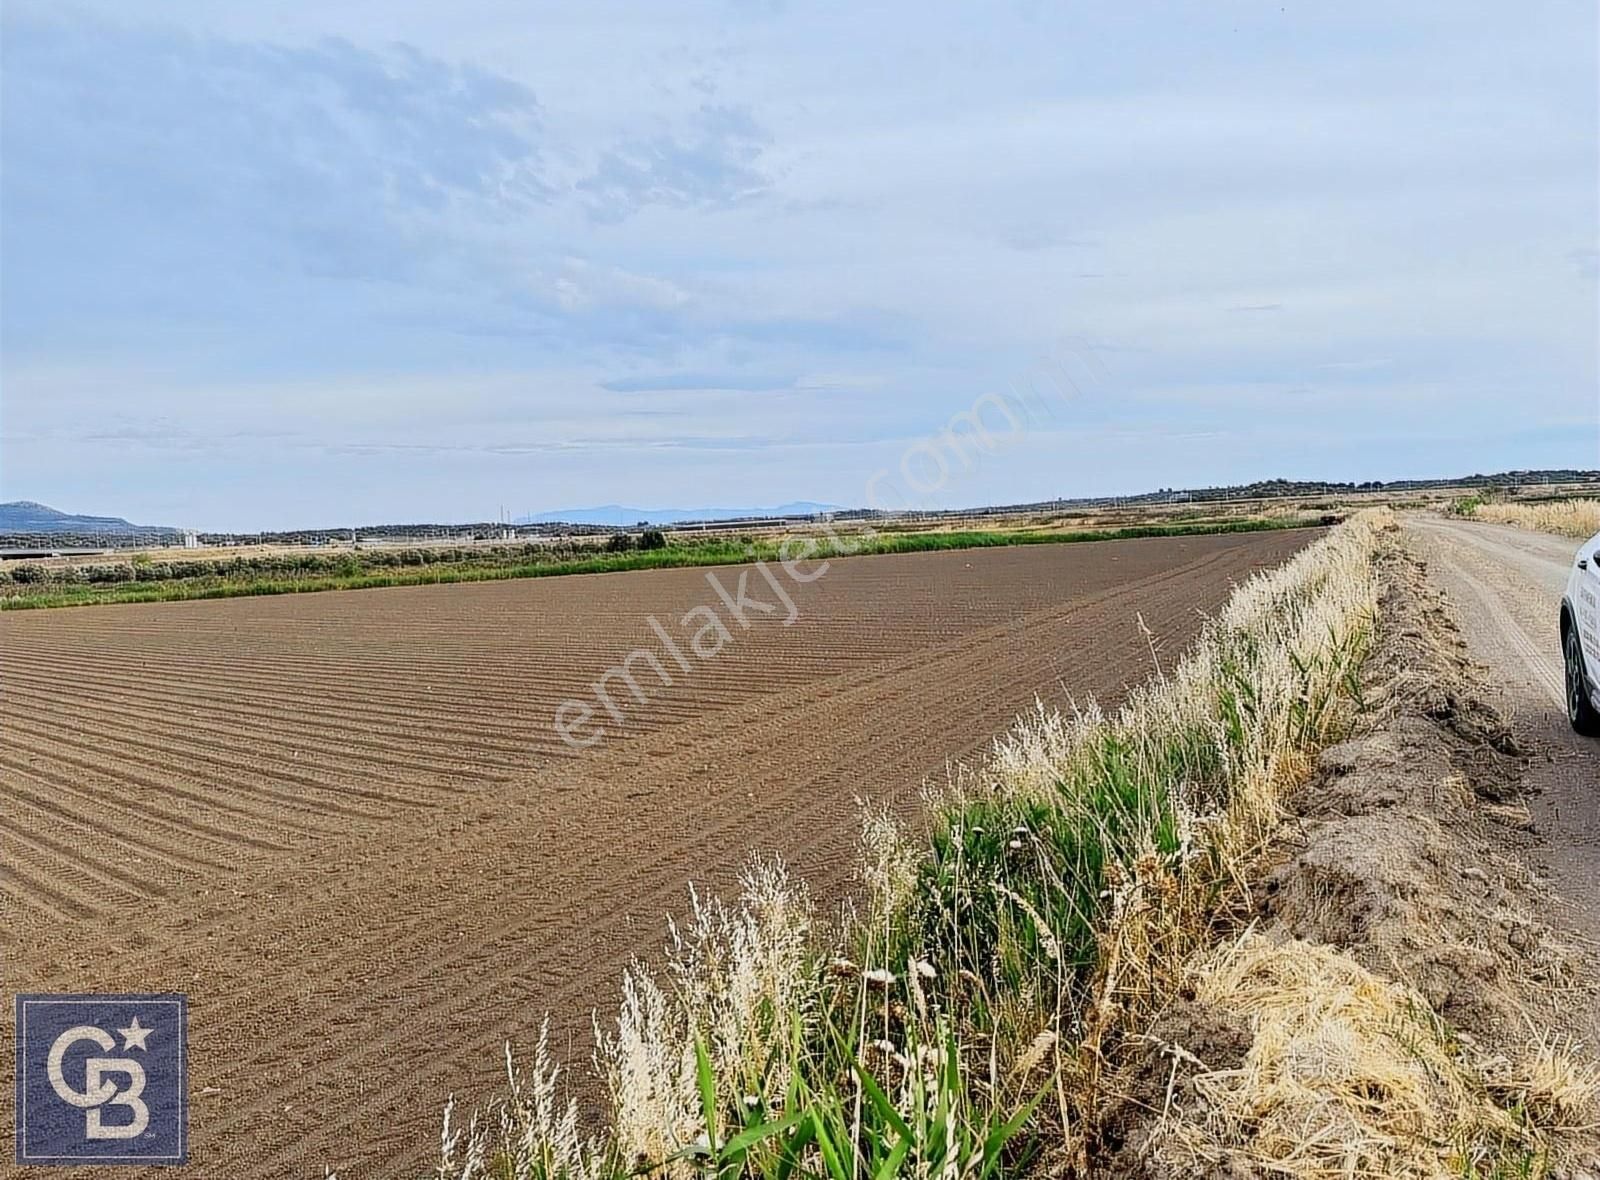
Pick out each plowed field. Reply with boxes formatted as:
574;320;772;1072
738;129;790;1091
1;529;1317;1176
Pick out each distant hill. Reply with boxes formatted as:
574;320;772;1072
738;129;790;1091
0;501;176;536
516;502;842;527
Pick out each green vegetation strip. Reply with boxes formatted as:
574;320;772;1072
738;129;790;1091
0;515;1322;609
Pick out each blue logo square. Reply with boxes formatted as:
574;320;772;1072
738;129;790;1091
15;994;188;1166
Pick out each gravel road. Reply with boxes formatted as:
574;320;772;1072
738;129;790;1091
1406;514;1600;944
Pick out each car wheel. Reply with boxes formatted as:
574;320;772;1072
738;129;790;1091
1566;625;1600;736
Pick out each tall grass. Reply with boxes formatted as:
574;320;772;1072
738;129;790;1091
1467;498;1600;539
430;514;1391;1179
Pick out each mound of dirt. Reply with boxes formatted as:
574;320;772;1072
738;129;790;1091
1097;537;1600;1178
1260;546;1581;1042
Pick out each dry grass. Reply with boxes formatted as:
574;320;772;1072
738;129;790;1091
1482;1032;1600;1133
600;862;816;1174
1470;499;1600;539
436;1026;613;1180
1156;934;1531;1179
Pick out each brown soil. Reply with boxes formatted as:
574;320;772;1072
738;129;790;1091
1096;535;1600;1178
0;529;1316;1178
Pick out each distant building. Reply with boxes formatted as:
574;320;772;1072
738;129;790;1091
182;529;200;549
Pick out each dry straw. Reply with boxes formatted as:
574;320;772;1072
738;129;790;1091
1472;498;1600;539
1160;934;1525;1180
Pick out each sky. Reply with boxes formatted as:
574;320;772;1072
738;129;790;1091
2;1;1597;531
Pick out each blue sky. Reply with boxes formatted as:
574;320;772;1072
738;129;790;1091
2;1;1596;530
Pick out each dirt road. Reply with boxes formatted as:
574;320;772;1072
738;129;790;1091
1;530;1315;1177
1405;515;1600;944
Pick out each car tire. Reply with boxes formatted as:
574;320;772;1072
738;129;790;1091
1565;625;1600;736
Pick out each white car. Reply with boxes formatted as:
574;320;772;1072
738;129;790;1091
1562;530;1600;735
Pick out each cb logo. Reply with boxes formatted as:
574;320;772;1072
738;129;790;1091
46;1025;150;1140
15;994;187;1166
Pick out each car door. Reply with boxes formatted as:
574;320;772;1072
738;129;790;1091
1579;531;1600;677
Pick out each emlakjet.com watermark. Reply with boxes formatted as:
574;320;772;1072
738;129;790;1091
553;518;864;748
552;335;1107;750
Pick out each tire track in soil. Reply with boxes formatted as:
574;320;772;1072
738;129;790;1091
2;769;244;870
8;691;518;788
0;530;1317;1178
9;537;1248;972
22;547;1214;1008
0;756;298;854
238;568;1271;1173
238;615;1199;1172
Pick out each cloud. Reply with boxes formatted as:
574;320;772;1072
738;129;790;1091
552;261;693;315
1;15;551;284
577;103;773;223
600;373;796;392
0;11;779;370
1316;358;1394;372
1;1;1595;529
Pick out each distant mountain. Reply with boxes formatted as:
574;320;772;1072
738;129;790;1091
0;501;177;536
516;502;842;527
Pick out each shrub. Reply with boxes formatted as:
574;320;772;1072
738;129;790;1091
639;529;668;551
83;564;134;584
605;532;635;553
10;563;46;584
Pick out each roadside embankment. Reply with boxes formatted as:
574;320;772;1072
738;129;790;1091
1097;531;1600;1179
